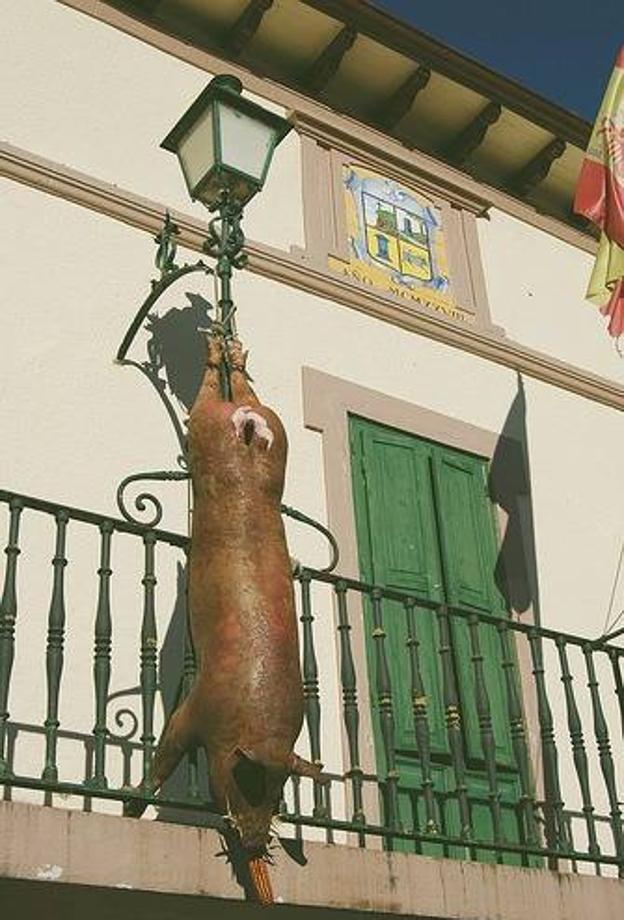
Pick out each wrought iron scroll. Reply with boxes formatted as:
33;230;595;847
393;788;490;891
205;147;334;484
117;471;191;529
281;504;339;573
115;213;213;526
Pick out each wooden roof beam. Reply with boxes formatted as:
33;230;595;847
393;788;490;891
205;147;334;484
224;0;274;56
304;24;357;95
300;0;590;149
510;138;567;197
444;101;502;166
374;65;430;131
129;0;162;12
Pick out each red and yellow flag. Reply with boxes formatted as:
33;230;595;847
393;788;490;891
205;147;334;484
574;46;624;340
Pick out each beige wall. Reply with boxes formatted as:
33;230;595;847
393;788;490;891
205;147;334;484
0;0;304;254
479;209;624;382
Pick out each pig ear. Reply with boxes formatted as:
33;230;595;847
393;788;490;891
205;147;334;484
289;752;331;785
233;748;267;806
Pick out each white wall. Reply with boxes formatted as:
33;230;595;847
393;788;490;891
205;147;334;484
0;0;304;253
479;209;624;383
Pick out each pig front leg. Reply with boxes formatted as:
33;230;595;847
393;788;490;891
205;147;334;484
123;695;197;817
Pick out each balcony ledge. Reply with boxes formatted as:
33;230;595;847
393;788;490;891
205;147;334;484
0;801;622;918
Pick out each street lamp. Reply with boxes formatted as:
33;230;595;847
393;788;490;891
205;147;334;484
161;75;292;338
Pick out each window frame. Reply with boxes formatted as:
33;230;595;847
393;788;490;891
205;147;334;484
294;118;505;336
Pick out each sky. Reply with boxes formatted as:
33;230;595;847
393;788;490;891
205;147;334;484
371;0;622;122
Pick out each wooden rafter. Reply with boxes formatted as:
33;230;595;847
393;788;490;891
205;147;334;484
511;138;566;196
224;0;274;56
444;101;502;165
300;0;591;148
129;0;162;12
375;65;430;131
305;25;357;95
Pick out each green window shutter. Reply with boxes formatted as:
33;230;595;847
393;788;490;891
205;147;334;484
350;417;447;754
431;449;514;765
431;449;497;612
350;416;524;861
360;424;443;599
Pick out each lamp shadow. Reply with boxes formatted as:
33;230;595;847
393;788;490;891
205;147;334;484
155;560;213;825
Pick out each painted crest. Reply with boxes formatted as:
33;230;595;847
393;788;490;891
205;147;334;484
328;165;472;323
363;192;433;282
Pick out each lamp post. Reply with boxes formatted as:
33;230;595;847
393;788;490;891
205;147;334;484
160;74;292;338
114;74;302;526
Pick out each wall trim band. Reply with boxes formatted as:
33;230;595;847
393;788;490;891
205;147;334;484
2;140;622;412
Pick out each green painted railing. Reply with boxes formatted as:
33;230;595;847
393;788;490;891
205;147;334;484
0;489;622;875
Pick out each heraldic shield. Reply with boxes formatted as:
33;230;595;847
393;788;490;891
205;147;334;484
363;192;433;281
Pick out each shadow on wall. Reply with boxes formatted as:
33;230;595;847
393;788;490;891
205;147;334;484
488;373;541;624
148;294;215;822
157;560;213;825
146;292;212;413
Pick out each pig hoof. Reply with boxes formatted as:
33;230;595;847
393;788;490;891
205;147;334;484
206;333;225;368
122;785;151;818
227;337;247;372
289;753;330;785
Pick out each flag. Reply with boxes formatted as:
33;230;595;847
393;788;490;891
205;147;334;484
574;46;624;340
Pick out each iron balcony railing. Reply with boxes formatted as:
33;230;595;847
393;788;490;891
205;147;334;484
0;488;622;875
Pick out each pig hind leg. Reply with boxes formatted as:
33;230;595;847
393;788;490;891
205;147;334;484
193;333;227;406
227;338;261;407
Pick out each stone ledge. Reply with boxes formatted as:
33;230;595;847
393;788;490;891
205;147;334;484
0;801;622;919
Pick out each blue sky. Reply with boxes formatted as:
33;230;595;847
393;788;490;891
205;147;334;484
371;0;622;121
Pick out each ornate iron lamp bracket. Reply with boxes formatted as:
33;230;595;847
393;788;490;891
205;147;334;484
115;213;212;524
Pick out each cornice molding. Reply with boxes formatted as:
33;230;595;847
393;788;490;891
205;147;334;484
291;110;491;216
1;141;621;412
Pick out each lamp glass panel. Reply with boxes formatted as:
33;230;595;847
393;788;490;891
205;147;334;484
177;107;215;195
218;103;276;181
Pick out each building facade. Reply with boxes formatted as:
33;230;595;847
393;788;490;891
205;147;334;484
1;1;623;916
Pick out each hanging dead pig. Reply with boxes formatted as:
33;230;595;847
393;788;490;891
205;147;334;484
125;333;325;903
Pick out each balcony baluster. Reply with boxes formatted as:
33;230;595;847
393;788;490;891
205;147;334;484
583;644;624;869
299;571;325;818
0;497;23;779
88;520;114;790
437;604;471;841
370;588;402;835
335;580;365;826
140;531;158;785
404;597;438;834
528;630;570;860
555;637;600;861
468;612;503;854
497;621;539;850
42;509;69;783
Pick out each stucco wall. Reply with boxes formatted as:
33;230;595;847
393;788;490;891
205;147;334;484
0;0;304;254
478;209;624;382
